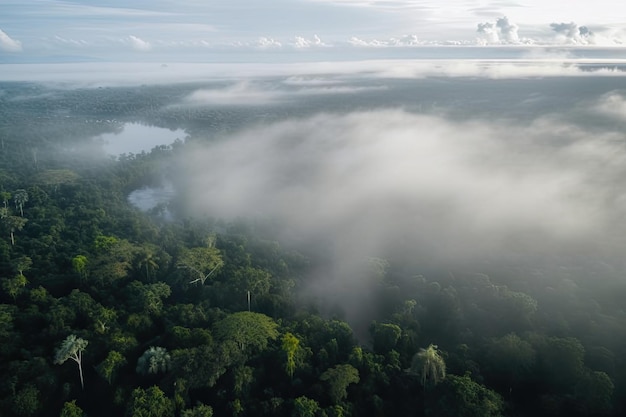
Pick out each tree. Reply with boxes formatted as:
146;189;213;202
429;374;504;417
0;191;10;209
282;332;301;378
12;384;40;417
181;403;214;417
59;400;85;417
2;273;28;301
177;246;223;285
575;370;615;414
2;214;27;245
54;334;88;389
370;322;402;354
97;350;127;384
71;255;89;282
137;346;171;375
484;333;535;389
320;364;360;404
13;255;32;276
214;311;278;354
536;336;585;393
127;281;171;316
127;386;174;417
410;344;446;390
292;396;321;417
13;189;28;217
136;245;160;281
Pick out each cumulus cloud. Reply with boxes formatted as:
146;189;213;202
256;37;282;48
477;16;524;45
550;22;594;45
0;29;23;52
128;35;151;51
292;34;326;48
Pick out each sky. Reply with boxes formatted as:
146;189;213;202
1;0;626;62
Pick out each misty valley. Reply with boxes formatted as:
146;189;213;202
2;69;626;417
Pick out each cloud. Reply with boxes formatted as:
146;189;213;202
477;16;525;45
256;37;282;48
0;29;23;52
347;34;426;47
550;22;594;45
1;59;625;86
177;109;626;322
593;92;626;119
184;81;284;106
292;35;327;48
181;80;386;106
128;35;152;51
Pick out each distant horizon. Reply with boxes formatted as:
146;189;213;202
2;1;626;63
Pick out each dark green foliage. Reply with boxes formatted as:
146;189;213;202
214;311;279;353
59;400;85;417
127;386;175;417
428;374;504;417
1;82;626;417
320;364;360;404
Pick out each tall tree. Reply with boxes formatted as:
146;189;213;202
54;334;88;389
13;189;28;217
282;332;301;378
410;344;446;390
2;214;27;245
0;191;10;209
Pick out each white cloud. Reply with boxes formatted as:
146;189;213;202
593;93;626;119
178;109;626;284
0;29;23;52
2;59;626;86
347;34;426;47
550;22;594;45
184;81;283;106
476;16;528;45
128;35;152;51
292;35;326;48
181;80;386;106
256;37;282;48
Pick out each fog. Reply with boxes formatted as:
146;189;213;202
175;102;626;323
4;63;626;327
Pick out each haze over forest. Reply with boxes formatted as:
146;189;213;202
3;33;626;416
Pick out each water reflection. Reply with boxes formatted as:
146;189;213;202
98;123;185;155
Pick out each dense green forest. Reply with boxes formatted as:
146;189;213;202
1;81;626;417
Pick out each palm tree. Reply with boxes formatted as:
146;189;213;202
410;344;446;390
136;247;159;281
13;189;28;217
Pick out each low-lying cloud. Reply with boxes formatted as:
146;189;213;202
177;109;626;319
182;81;386;106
